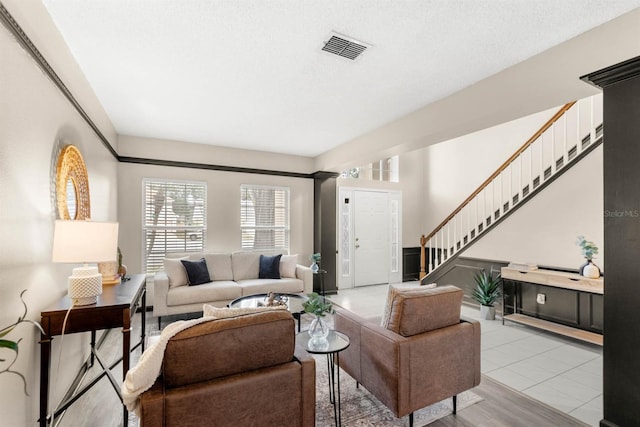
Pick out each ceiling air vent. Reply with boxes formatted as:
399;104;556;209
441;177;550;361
321;32;370;60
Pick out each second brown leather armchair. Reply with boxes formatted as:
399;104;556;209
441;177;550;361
334;285;481;427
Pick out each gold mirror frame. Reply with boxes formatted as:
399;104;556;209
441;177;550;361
56;145;90;220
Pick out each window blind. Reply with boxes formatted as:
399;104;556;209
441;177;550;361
142;179;207;274
240;185;289;250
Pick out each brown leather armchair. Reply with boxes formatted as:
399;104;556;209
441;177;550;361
138;310;316;426
334;285;480;427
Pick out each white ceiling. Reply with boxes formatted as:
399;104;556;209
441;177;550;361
42;0;640;158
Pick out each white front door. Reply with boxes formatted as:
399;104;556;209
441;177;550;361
354;191;390;287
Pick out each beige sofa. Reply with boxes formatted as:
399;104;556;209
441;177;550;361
154;251;313;324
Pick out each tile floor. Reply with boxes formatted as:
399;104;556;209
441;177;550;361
327;283;603;426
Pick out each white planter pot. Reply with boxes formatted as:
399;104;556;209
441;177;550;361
583;262;601;279
480;305;496;320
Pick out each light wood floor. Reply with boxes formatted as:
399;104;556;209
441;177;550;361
431;375;587;426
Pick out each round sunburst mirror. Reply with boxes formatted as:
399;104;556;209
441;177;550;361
56;145;90;220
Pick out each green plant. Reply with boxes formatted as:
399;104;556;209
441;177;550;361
302;292;333;317
576;236;599;260
0;290;44;395
472;271;501;307
310;253;321;262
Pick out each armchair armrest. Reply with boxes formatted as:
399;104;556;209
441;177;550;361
138;377;165;426
153;271;169;317
294;345;316;427
296;264;313;294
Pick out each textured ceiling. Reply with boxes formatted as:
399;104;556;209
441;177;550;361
42;0;640;157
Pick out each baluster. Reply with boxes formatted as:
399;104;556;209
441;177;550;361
518;154;523;203
563;111;568;167
576;100;581;154
551;122;555;175
590;95;596;143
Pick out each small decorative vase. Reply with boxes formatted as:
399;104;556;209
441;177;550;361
310;261;319;274
308;315;329;343
583;261;601;279
579;259;590;276
480;305;496;320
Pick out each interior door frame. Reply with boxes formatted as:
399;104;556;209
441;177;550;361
337;186;402;289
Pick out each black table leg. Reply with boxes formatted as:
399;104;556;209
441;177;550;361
326;353;342;426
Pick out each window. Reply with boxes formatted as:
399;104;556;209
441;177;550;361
340;155;399;183
240;185;289;250
142;179;206;274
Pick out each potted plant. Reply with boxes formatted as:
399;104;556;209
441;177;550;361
576;236;600;278
472;271;501;320
0;290;44;395
310;253;321;273
302;292;333;342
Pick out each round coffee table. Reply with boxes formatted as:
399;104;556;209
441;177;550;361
228;293;308;332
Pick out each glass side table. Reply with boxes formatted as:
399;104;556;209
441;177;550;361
297;330;350;426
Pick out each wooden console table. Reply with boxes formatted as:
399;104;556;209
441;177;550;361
39;274;146;426
501;267;603;345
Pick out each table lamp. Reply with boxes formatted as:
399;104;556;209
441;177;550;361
52;220;119;306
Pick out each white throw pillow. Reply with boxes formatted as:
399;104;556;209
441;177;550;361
280;254;298;278
202;304;286;318
163;257;188;288
380;283;437;328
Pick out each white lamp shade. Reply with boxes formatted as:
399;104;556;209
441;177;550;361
52;220;119;263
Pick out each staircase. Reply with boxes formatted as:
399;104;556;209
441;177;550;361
420;94;603;278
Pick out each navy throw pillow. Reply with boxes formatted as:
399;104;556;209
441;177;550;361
181;258;211;286
259;254;282;279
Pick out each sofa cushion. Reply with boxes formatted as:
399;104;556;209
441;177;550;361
380;283;436;328
280;254;298;278
232;250;282;281
259;254;282;279
164;257;189;289
232;252;261;281
202;253;233;281
237;278;304;295
386;285;463;337
163;310;295;387
167;281;241;306
203;304;287;318
181;258;210;286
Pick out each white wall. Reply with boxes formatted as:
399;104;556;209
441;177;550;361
117;143;315;304
465;145;604;271
0;2;118;424
421;107;557;234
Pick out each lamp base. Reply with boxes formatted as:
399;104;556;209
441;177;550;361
68;266;102;306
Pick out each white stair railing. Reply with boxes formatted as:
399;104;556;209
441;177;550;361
420;94;603;277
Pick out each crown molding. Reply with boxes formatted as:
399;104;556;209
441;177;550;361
581;55;640;89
